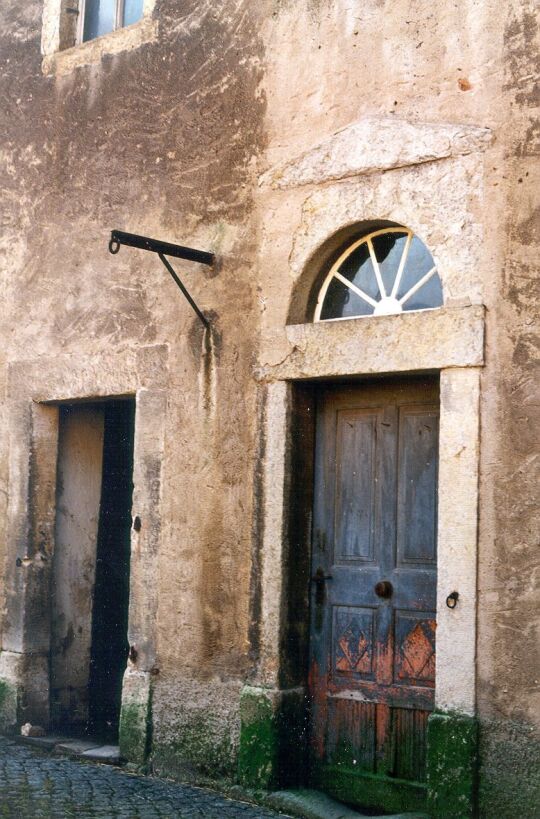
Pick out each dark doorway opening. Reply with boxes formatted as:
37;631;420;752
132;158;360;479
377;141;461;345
88;400;134;740
51;399;135;743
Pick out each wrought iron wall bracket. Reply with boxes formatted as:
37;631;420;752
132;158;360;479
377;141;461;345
108;229;214;328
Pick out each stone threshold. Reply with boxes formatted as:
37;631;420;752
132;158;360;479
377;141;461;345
266;789;429;819
16;733;121;764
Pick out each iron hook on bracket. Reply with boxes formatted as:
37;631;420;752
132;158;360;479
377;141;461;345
108;229;214;327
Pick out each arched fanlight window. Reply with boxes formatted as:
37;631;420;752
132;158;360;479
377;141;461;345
314;227;443;321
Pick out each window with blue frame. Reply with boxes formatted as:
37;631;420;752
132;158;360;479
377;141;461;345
81;0;144;42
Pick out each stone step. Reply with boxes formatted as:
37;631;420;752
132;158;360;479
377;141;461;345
16;733;121;764
266;789;429;819
81;744;121;763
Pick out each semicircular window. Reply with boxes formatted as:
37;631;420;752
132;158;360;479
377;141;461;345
315;228;443;321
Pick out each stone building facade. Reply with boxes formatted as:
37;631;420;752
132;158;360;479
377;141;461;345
0;1;538;816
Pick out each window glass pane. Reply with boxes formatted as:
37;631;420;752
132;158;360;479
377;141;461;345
372;232;408;295
396;236;435;300
320;277;373;320
337;243;379;302
83;0;116;41
123;0;144;26
401;274;443;311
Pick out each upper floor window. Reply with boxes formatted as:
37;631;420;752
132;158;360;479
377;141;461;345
80;0;144;42
314;227;443;321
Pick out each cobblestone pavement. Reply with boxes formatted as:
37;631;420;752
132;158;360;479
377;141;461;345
0;738;290;819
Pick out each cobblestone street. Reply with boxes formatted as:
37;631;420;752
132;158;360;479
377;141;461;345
0;738;290;819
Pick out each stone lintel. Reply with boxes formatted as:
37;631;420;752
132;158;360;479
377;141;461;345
260;117;492;189
257;305;484;382
7;344;169;402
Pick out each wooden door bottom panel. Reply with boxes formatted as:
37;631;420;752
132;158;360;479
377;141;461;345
312;765;427;815
323;699;430;782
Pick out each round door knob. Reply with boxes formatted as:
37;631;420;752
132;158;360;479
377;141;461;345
374;580;393;598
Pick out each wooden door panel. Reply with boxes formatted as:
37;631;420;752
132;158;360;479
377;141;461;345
335;410;379;562
332;605;376;679
391;707;429;780
394;611;436;688
396;407;439;566
309;378;439;812
326;698;377;771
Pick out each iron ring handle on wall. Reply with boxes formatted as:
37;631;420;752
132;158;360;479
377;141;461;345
446;591;459;609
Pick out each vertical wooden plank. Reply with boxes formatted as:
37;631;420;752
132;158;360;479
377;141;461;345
392;707;429;781
375;703;393;775
396;407;439;566
326;699;377;771
335;411;377;561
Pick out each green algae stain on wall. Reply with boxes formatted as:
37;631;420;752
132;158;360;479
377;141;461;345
0;675;18;733
152;710;238;782
427;711;478;818
238;686;279;789
119;700;152;765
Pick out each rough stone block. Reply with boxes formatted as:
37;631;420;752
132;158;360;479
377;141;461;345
119;669;152;764
427;711;478;818
238;685;307;791
239;686;280;790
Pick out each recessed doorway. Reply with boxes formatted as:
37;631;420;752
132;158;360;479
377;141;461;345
308;376;439;814
50;399;135;742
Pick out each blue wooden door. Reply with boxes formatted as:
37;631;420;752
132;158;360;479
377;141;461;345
309;378;438;814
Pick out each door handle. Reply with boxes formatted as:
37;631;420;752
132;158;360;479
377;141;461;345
311;567;333;584
311;567;333;606
374;580;393;598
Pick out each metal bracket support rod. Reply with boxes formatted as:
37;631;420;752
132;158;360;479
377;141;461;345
108;229;212;328
158;252;209;329
109;229;214;266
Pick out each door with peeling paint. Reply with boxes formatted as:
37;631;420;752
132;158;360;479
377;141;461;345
309;377;438;814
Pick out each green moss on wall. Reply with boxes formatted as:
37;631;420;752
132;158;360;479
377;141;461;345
119;700;151;764
0;676;18;732
427;711;477;818
238;688;279;789
152;710;238;782
238;686;307;790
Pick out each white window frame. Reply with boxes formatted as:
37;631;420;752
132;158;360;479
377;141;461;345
41;0;158;75
314;227;443;322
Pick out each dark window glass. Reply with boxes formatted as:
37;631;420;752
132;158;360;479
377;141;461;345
371;231;408;296
338;243;380;303
320;277;372;320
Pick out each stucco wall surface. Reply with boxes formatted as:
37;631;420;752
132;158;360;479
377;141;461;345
0;0;538;812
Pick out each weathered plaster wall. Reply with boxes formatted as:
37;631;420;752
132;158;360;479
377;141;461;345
475;2;540;815
0;0;267;766
0;0;538;812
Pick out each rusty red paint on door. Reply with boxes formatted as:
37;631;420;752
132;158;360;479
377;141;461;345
309;378;438;801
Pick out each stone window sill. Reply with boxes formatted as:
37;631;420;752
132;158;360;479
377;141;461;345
42;16;158;76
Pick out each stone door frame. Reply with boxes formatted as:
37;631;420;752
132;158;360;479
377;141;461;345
241;305;483;815
0;344;168;762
